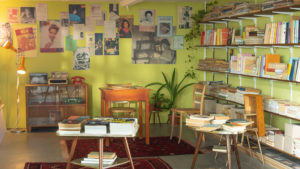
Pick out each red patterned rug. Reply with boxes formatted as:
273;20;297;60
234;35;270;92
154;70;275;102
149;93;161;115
24;158;172;169
65;136;202;159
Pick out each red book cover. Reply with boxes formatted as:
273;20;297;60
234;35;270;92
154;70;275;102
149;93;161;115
222;28;229;45
201;31;205;45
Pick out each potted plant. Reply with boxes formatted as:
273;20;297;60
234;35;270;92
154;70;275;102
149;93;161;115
146;68;195;124
150;92;170;112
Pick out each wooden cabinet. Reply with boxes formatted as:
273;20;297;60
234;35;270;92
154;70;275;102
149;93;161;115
25;84;88;132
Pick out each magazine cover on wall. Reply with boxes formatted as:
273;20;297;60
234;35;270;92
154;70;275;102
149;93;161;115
74;47;90;70
40;20;64;53
104;34;119;55
157;16;173;37
178;6;193;29
132;26;176;64
119;15;133;38
15;27;36;52
7;8;18;23
20;7;36;24
139;9;155;32
0;23;13;44
109;4;119;27
69;4;85;25
95;33;103;55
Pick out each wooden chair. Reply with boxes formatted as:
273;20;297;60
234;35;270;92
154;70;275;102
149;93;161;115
170;83;206;144
105;84;136;118
239;94;264;164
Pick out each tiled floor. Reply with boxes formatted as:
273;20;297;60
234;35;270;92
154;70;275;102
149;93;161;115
0;124;275;169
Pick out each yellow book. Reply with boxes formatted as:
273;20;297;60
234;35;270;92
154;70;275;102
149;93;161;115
274;22;278;44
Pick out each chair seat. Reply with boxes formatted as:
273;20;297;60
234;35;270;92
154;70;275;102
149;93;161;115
172;108;200;113
110;107;136;113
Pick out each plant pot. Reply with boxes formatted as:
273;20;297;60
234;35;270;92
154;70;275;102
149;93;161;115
168;114;179;126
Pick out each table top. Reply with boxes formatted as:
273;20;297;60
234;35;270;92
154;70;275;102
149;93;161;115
189;126;246;135
56;125;139;138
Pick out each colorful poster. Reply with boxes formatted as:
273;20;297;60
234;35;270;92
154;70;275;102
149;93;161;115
69;4;85;25
15;27;36;51
40;20;64;53
0;23;13;45
173;35;184;49
139;9;155;32
74;47;90;70
132;26;176;64
7;8;18;23
109;4;119;26
104;34;119;55
118;15;133;38
178;6;193;29
36;3;48;21
86;33;95;56
20;7;36;24
65;35;77;51
157;16;173;37
95;33;103;55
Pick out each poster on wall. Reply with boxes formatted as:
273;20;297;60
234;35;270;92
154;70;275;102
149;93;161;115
178;6;193;29
96;11;106;26
60;12;70;27
20;7;36;24
86;33;95;56
139;9;155;32
15;27;36;51
74;47;90;70
173;35;184;50
118;15;133;38
40;20;64;53
73;24;85;40
109;4;119;27
104;34;119;55
90;4;102;18
69;4;85;25
85;16;95;32
7;8;18;23
132;26;176;64
157;16;173;37
104;20;116;38
0;23;13;45
36;3;48;21
95;33;103;55
65;35;77;51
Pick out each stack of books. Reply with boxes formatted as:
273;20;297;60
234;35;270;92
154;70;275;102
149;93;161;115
198;58;229;72
57;116;90;134
294;138;300;157
210;114;230;124
81;151;117;165
109;118;138;135
84;118;111;135
222;119;252;132
185;115;214;127
212;145;227;153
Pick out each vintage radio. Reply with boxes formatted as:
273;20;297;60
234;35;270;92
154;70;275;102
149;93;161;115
48;72;68;84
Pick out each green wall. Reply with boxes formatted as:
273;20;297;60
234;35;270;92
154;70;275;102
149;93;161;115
0;1;204;129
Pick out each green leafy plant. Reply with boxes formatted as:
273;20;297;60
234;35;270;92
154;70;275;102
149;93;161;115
145;68;195;112
184;1;217;42
150;92;170;110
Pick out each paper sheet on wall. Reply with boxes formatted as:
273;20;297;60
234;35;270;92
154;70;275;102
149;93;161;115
96;11;106;26
36;3;48;21
104;20;116;38
0;22;13;45
7;8;18;23
85;16;95;32
90;4;102;19
65;35;77;51
73;24;85;40
60;12;70;27
14;26;38;57
74;47;90;70
173;35;184;50
86;33;95;56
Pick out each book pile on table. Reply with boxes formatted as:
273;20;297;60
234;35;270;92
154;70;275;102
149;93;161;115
81;151;117;165
210;114;230;124
222;119;252;132
186;114;222;132
84;118;111;135
212;145;227;153
109;118;138;135
57;116;90;134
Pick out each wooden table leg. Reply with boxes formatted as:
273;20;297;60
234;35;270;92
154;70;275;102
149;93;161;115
99;138;104;169
123;137;135;169
139;101;143;139
145;99;150;144
178;112;183;144
232;135;241;169
191;132;203;169
105;100;110;147
101;93;104;116
170;110;175;140
66;137;78;169
226;135;232;169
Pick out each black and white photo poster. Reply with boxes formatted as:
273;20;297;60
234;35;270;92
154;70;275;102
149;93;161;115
139;9;155;32
74;47;90;70
178;6;193;29
157;16;173;37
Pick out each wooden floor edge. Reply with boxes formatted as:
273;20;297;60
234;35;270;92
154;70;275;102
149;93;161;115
237;144;293;169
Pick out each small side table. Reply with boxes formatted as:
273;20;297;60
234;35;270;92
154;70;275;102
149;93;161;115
149;110;162;126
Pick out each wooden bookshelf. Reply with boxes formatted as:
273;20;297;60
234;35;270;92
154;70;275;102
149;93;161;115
195;43;300;48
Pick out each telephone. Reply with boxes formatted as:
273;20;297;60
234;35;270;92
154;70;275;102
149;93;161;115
71;76;85;84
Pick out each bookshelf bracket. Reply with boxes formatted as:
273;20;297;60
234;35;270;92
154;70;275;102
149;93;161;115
270;47;274;54
238;17;257;26
272;11;294;16
270;80;274;97
254;47;257;55
289;82;293;102
254;77;257;88
222;19;241;22
289;47;294;58
239;75;242;86
254;14;274;22
209;21;228;26
290;7;300;11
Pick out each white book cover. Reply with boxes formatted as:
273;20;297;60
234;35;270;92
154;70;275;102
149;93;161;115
281;22;287;44
296;60;300;82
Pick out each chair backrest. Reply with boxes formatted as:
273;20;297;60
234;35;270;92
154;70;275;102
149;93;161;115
193;83;206;115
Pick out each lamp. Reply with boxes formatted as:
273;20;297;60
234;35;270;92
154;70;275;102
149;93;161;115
17;55;26;75
1;40;26;133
